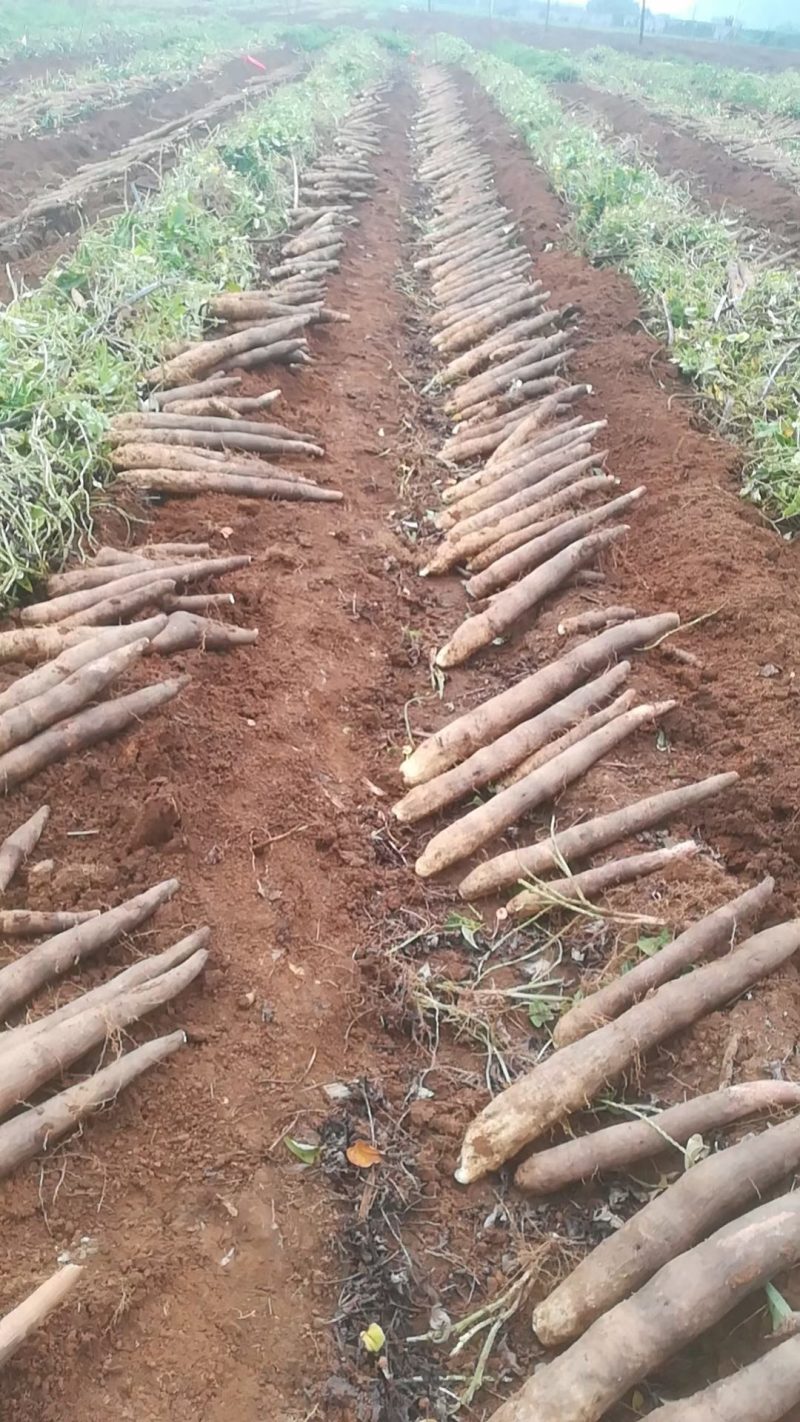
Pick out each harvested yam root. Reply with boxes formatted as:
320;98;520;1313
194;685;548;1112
0;806;50;891
91;542;212;563
119;468;342;501
56;576;177;630
0;615;167;666
553;876;775;1045
47;558;160;596
0;878;178;1017
515;1080;800;1194
464;489;643;601
0;678;188;794
150;376;241;407
421;474;616;576
164;592;234;613
533;1108;800;1345
435;526;629;668
458;772;737;900
112;410;321;446
504;841;699;917
465;509;581;578
496;688;638;789
0;928;209;1056
442;456;614;548
150;613;258;655
415;700;674;878
47;542;226;594
110;443;244;472
488;1191;800;1422
393;663;631;825
0;1031;186;1180
22;555;249;626
558;604;637;636
0;910;99;937
647;1333;800;1420
144;315;312;387
109;426;321;457
0;1264;82;1369
0;639;149;756
402;614;678;785
455;918;798;1183
110;445;320;490
0;950;207;1119
436;441;595;531
0;643;108;711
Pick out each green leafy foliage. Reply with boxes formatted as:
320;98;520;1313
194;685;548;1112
0;1;247;64
490;40;578;84
374;30;414;55
636;928;671;957
0;24;283;140
443;910;484;951
580;44;800;121
276;24;337;52
765;1281;795;1331
527;996;557;1029
284;1135;321;1165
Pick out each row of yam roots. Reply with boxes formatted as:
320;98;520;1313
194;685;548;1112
394;68;800;1422
0;92;388;1365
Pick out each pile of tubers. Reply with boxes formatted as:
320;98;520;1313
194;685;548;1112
407;68;800;1422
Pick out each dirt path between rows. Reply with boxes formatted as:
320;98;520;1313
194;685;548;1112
0;76;437;1422
6;56;800;1422
555;79;800;252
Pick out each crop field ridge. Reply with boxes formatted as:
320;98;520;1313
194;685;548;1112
0;51;302;302
556;80;800;258
3;18;800;1422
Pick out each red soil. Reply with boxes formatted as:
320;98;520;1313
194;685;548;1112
4;53;800;1422
557;79;800;253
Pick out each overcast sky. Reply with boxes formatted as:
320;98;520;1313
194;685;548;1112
576;0;795;18
650;0;797;19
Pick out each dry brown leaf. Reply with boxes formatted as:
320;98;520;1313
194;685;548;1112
346;1139;382;1169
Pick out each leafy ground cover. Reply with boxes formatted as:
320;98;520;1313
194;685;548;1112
0;24;282;138
0;32;387;607
576;45;800;122
0;1;248;67
438;36;800;522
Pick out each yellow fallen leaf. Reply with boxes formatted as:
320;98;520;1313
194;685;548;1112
360;1322;386;1354
346;1139;383;1169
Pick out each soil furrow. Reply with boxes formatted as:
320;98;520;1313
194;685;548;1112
555;79;800;252
0;77;436;1422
